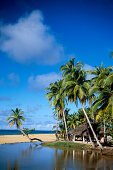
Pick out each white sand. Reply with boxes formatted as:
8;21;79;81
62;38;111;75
0;134;56;144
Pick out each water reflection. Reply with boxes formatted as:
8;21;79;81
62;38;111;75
0;143;112;170
21;143;43;159
54;148;113;169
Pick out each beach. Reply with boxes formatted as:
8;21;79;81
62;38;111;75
0;134;56;144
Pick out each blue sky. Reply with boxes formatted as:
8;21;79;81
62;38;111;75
0;0;113;130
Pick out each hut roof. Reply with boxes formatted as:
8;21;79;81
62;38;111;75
69;122;88;137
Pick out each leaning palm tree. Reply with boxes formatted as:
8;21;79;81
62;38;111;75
7;108;38;146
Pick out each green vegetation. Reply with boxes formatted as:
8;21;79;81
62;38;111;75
7;108;38;146
42;141;91;150
20;128;35;136
7;108;25;129
45;58;113;149
45;80;69;140
6;58;113;149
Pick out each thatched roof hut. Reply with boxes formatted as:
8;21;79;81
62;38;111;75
68;122;88;137
68;122;99;140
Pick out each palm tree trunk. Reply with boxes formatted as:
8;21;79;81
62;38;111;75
56;112;59;140
63;110;69;140
18;127;38;146
81;102;103;150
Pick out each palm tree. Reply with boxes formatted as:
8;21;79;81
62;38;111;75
91;82;113;141
7;108;37;146
45;82;60;140
45;80;69;140
89;63;112;88
60;57;83;78
61;59;103;149
60;57;75;77
67;113;81;129
89;65;113;140
54;80;69;140
92;88;113;117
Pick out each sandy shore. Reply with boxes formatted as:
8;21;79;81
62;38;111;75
0;134;56;144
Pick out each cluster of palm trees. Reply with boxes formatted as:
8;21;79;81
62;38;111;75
45;58;113;149
59;107;92;136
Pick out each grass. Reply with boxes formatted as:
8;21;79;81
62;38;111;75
42;141;113;156
42;141;91;150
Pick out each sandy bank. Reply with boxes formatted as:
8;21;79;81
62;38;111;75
0;134;56;144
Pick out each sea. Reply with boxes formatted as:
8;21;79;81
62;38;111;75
0;130;55;135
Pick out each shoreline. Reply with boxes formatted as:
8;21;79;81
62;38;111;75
0;134;56;144
0;135;113;156
42;141;113;156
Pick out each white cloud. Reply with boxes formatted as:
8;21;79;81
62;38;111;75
8;73;20;86
84;64;95;71
28;72;61;91
0;10;64;65
84;64;95;80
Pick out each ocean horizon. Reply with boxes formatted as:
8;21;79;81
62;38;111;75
0;129;55;135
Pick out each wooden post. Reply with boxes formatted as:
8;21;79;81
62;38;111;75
73;135;75;141
83;133;85;142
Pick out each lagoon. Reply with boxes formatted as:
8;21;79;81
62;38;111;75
0;143;113;169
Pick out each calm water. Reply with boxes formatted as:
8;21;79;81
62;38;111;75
0;143;113;170
0;130;55;135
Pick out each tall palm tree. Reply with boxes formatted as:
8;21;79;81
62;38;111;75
45;82;59;140
60;57;75;77
60;58;83;77
45;80;69;140
54;80;69;140
62;60;103;149
7;108;37;146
